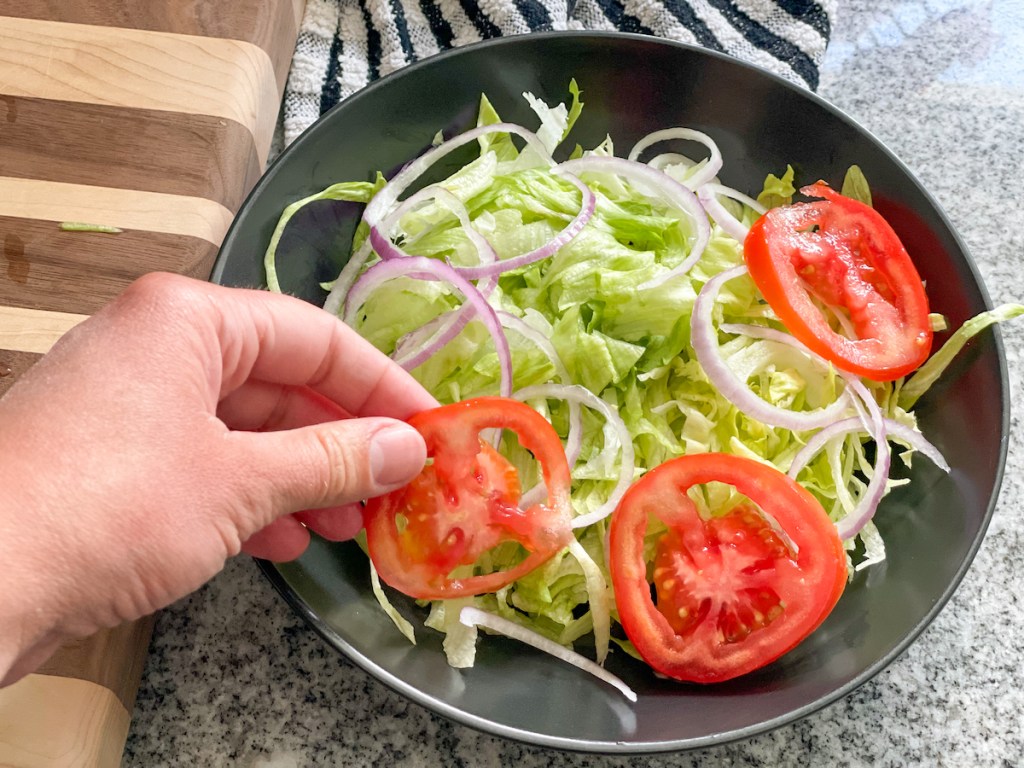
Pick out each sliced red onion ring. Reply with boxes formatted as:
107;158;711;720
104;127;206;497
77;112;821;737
344;255;513;396
560;156;710;291
719;319;900;540
628;128;724;190
459;606;637;702
363;122;553;228
453;171;594;280
513;383;635;529
368;171;595;280
391;189;499;371
373;184;451;260
692;266;852;431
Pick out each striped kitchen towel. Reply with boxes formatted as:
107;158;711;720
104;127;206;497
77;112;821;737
282;0;837;145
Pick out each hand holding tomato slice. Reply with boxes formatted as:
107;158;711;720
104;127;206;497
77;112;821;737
609;453;846;683
364;397;574;600
744;184;932;381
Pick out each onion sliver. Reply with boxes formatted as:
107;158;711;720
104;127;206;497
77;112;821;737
324;239;374;317
458;607;637;703
720;320;901;540
368;172;594;280
628;128;724;190
788;415;949;540
697;185;750;243
392;190;499;371
498;313;583;468
513;383;635;529
559;156;710;290
344;256;513;396
692;266;851;431
362;122;553;228
703;182;767;215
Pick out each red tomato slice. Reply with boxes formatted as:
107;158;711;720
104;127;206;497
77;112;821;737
364;397;574;600
609;453;846;683
744;183;932;381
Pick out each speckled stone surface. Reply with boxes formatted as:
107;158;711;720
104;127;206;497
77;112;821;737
123;1;1024;764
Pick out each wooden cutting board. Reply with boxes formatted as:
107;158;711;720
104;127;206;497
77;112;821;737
0;2;305;765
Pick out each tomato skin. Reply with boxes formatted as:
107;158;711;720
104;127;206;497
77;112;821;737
744;184;932;381
364;397;574;600
609;453;846;684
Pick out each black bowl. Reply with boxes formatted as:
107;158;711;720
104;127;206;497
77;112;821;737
211;32;1008;753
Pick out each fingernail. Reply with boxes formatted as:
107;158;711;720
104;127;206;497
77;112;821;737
370;424;426;487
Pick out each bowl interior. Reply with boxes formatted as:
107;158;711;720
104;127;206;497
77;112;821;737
212;33;1007;752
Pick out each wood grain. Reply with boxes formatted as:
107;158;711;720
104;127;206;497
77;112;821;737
0;1;309;762
0;305;86;352
0;675;130;768
0;217;222;316
0;96;263;212
35;619;156;713
0;350;42;399
0;178;234;246
0;15;280;166
0;0;306;90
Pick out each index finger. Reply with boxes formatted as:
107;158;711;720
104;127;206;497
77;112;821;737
212;283;439;419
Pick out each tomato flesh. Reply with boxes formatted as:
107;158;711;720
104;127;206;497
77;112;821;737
744;184;932;381
609;453;846;683
364;397;573;600
653;504;790;643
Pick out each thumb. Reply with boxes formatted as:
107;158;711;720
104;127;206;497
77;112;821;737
236;417;426;518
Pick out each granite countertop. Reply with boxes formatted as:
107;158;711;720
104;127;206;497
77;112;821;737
123;0;1024;764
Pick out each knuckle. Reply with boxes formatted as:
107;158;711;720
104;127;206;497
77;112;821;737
312;427;368;505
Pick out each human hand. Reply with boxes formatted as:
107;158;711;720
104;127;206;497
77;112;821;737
0;273;436;685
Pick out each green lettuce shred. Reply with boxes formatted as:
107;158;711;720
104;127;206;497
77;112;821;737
264;85;1022;672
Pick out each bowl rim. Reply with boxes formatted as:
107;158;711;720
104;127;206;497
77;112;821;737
216;29;1011;754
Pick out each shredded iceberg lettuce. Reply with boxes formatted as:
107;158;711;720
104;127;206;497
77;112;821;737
265;86;1021;671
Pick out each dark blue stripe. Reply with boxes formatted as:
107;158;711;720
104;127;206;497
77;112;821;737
390;0;417;61
513;0;553;30
418;0;456;48
663;0;724;50
457;0;503;38
774;0;830;39
360;0;383;82
594;0;653;35
320;32;343;114
704;0;819;88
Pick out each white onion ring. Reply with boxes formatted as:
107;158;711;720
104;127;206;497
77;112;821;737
697;186;750;243
459;607;637;702
498;312;583;469
691;266;852;431
513;383;635;529
628;128;724;190
368;171;595;280
718;320;901;540
363;122;553;227
788;415;949;540
344;256;513;396
558;156;710;291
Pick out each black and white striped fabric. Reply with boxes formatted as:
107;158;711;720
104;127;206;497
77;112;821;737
281;0;837;146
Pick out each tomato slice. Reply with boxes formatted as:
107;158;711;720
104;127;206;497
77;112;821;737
744;183;932;381
364;397;574;600
609;453;846;683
